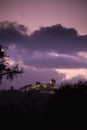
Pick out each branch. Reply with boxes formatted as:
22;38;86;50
0;68;24;79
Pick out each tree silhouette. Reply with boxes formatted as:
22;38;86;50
0;44;24;83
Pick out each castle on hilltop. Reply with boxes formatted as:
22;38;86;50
20;79;56;92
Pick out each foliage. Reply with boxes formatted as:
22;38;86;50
0;81;87;128
0;44;24;83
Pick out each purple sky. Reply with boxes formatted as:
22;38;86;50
0;0;87;89
0;0;87;35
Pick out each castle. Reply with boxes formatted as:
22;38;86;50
20;79;56;92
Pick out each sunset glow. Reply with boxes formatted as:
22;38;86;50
55;69;87;80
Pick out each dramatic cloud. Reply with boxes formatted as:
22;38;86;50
0;21;29;45
1;21;87;54
29;25;87;54
0;21;87;88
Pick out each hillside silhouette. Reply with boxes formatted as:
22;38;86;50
0;80;87;129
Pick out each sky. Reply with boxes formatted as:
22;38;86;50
0;0;87;89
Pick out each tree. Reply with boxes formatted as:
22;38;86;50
0;44;24;83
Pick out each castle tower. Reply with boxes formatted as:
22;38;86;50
50;79;56;88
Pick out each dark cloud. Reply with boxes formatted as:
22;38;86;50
1;21;87;88
29;24;87;54
0;21;87;70
0;21;87;54
27;54;87;69
0;21;29;45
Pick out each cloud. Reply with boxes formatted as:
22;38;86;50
0;21;87;88
29;24;87;54
0;21;29;45
0;21;87;69
56;69;87;80
1;21;87;54
26;51;87;69
64;75;87;84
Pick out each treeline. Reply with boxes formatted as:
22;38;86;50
0;80;87;129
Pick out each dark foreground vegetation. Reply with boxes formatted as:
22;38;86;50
0;81;87;129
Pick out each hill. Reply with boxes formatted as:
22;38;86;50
0;81;87;129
